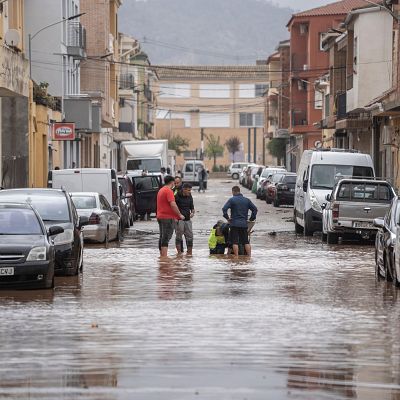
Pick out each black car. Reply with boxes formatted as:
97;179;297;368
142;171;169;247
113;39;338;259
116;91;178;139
0;189;88;276
270;173;297;207
374;197;400;282
0;203;64;289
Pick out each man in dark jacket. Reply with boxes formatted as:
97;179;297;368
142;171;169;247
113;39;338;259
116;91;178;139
175;183;195;255
222;186;257;257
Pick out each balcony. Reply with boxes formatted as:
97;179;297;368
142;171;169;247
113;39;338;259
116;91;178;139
119;73;135;90
67;21;86;59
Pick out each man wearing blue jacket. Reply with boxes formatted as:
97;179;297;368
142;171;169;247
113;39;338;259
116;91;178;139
222;186;257;257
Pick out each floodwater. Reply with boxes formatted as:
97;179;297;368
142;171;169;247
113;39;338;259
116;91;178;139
1;181;400;399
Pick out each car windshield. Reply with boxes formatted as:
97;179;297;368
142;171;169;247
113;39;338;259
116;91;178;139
71;195;97;209
127;159;161;173
262;169;284;177
272;174;284;182
310;165;374;190
0;192;70;222
0;208;43;235
285;176;297;184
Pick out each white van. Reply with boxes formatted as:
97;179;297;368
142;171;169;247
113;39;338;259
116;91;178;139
48;168;119;208
182;160;206;185
294;149;374;236
228;162;249;179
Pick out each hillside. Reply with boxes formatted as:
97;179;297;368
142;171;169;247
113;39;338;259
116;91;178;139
119;0;292;64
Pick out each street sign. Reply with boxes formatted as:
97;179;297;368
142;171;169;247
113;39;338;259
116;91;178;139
52;122;75;141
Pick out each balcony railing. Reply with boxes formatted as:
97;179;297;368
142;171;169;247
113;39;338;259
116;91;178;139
119;73;135;90
67;21;86;59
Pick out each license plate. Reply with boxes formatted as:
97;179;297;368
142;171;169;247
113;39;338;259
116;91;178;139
353;221;373;228
0;267;14;276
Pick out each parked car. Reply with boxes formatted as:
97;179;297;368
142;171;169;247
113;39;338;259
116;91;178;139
322;179;395;244
127;174;161;219
228;162;249;180
70;192;120;243
247;166;263;190
0;189;88;276
294;149;375;236
0;203;64;289
241;165;254;187
374;197;400;282
265;173;286;204
270;173;297;207
256;167;287;198
118;175;135;225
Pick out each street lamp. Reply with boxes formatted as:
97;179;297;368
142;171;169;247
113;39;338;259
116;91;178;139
28;13;85;79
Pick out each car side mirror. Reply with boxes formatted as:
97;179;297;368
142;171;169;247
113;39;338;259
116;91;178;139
48;226;64;236
325;193;332;201
373;218;384;229
302;179;308;192
79;216;89;228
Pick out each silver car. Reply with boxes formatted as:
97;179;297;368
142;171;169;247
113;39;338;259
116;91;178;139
70;192;120;243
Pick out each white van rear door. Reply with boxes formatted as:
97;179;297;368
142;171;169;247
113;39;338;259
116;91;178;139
81;172;112;204
52;171;84;192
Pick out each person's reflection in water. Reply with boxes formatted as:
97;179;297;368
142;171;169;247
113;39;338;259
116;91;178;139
158;257;193;300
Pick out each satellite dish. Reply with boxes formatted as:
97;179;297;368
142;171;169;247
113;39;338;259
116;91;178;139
314;140;323;149
5;29;21;48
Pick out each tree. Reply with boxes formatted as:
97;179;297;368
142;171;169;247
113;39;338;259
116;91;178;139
266;138;287;165
205;134;224;169
225;136;241;160
162;134;190;155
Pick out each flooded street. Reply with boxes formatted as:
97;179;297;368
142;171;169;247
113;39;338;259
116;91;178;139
1;179;400;399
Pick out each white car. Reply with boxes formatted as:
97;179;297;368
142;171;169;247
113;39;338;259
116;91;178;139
70;192;120;243
228;162;249;180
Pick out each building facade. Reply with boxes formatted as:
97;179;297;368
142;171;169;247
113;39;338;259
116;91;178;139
155;65;270;170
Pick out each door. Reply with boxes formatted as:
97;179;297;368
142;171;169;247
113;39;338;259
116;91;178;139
184;161;195;182
132;176;160;215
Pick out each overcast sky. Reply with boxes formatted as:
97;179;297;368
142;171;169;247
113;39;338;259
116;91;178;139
269;0;334;10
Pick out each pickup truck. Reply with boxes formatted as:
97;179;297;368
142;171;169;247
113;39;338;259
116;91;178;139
322;179;395;244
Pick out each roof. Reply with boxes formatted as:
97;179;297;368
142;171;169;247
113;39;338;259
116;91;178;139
153;65;268;81
287;0;382;26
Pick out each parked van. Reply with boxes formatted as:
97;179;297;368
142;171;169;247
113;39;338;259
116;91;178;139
228;162;249;179
182;160;206;185
48;168;120;208
294;149;374;236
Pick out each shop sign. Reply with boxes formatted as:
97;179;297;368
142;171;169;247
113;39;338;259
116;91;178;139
52;123;75;141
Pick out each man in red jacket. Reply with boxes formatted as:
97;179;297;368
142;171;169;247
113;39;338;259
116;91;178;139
157;175;185;257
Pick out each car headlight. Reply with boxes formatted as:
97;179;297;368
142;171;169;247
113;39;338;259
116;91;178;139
27;247;47;261
310;192;322;212
53;229;74;245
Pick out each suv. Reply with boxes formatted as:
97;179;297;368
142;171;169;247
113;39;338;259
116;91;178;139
228;163;249;180
0;189;88;276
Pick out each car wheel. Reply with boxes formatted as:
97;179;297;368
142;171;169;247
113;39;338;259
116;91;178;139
266;196;272;204
117;224;122;242
322;233;327;242
130;213;134;226
393;254;398;286
232;173;239;180
327;232;338;244
385;250;394;282
273;199;280;208
294;211;303;234
104;226;110;244
79;245;84;272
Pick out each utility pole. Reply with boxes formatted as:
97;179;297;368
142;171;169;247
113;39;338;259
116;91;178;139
253;127;257;164
247;128;251;162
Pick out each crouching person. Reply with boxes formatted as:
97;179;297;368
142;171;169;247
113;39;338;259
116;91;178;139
209;220;230;255
175;183;195;255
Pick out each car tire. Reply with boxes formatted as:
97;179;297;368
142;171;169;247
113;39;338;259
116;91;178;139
232;173;239;180
294;211;303;234
393;255;398;286
266;196;272;204
273;199;280;208
385;250;394;282
322;233;327;242
104;226;110;244
117;224;122;242
303;214;314;237
327;232;338;244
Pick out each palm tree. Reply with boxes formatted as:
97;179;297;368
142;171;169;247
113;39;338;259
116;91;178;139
205;134;224;170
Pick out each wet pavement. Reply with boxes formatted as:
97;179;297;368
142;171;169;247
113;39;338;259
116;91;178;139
1;179;400;399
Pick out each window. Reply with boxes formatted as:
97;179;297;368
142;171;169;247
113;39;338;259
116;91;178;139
338;183;392;202
99;195;111;211
239;113;264;127
314;90;323;109
239;84;255;98
255;84;268;97
159;83;191;98
199;84;230;98
72;195;97;209
156;110;191;127
199;113;230;128
185;164;193;172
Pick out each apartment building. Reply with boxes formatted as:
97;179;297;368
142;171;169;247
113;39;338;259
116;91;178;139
25;0;86;169
80;0;122;169
155;65;270;170
0;0;29;187
286;0;379;169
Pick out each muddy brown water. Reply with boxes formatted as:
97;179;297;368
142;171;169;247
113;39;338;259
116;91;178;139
1;181;400;399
